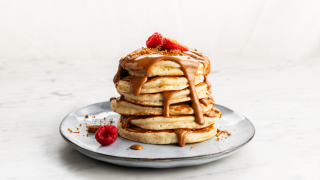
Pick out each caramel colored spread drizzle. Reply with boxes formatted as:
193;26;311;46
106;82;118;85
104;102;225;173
174;129;191;147
161;90;178;117
130;144;143;150
200;95;215;107
204;109;219;117
113;47;212;147
199;99;209;106
114;48;210;123
119;115;136;129
203;93;220;118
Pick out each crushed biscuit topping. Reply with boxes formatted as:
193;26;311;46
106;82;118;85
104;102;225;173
121;46;194;60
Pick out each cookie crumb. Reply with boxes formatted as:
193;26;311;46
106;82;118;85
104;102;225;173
68;128;80;133
190;145;198;150
216;129;231;137
87;125;102;132
109;119;114;124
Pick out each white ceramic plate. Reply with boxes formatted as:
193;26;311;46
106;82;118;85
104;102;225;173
60;101;255;168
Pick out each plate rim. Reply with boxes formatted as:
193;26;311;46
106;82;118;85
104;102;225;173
59;101;255;161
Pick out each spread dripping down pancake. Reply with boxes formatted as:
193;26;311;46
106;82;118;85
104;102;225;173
113;48;211;125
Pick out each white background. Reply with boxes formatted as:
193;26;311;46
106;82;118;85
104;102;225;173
1;1;320;180
1;0;320;59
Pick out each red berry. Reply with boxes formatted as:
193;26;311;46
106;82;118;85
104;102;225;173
95;125;118;145
161;37;189;51
146;32;162;48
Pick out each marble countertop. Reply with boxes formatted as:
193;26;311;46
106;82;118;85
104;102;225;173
1;57;319;179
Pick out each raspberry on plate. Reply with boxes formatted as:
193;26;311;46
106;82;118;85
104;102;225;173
95;125;118;146
146;32;162;48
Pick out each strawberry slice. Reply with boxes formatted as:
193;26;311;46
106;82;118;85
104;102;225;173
146;32;162;48
161;37;189;51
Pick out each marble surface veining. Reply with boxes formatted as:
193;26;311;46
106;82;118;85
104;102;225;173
1;57;319;180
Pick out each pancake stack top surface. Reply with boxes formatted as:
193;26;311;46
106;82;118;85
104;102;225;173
110;34;222;147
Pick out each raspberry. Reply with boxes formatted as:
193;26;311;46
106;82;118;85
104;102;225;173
95;125;118;145
161;37;189;51
146;32;162;48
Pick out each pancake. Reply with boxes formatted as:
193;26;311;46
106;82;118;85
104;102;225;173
111;44;219;147
117;82;208;106
126;60;209;77
128;114;220;130
116;75;203;94
110;98;214;116
117;121;217;145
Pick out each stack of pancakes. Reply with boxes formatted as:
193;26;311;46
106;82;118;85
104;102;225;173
111;47;221;147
